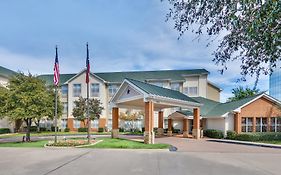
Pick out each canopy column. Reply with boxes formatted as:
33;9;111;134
111;107;119;138
167;118;173;136
157;111;164;137
192;108;200;139
234;112;241;134
144;101;154;144
183;118;189;138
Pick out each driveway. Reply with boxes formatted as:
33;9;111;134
1;136;281;175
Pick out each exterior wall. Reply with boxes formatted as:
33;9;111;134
206;118;225;133
225;114;234;134
66;72;108;130
0;117;14;132
240;97;281;118
198;75;207;98
207;83;220;102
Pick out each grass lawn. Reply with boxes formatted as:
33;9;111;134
258;141;281;145
83;138;170;149
0;138;170;149
0;140;47;147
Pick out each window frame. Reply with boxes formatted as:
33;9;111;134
91;83;100;97
73;84;81;97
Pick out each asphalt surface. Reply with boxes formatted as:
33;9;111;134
1;136;281;175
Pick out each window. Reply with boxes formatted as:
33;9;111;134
63;102;68;114
108;84;119;96
150;82;164;87
73;84;81;97
61;85;68;97
61;119;67;129
91;83;100;97
183;87;198;96
171;83;180;91
74;120;81;128
188;87;198;96
270;117;281;132
242;117;253;132
91;119;99;128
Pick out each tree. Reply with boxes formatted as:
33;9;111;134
72;97;104;127
227;86;260;102
0;86;8;117
119;111;143;132
2;73;56;141
33;86;62;132
164;0;281;85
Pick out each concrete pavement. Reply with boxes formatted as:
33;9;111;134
0;146;281;175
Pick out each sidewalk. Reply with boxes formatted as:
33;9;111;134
208;139;281;149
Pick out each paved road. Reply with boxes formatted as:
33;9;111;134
1;138;281;175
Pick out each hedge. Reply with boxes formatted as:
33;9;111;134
203;129;224;139
64;127;70;132
0;128;10;134
226;132;281;142
78;127;87;132
98;127;104;132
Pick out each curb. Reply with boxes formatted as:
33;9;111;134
208;139;281;149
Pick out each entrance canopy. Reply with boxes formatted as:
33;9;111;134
110;78;202;110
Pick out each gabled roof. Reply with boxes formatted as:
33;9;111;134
0;66;16;78
174;93;281;118
37;69;210;86
126;78;200;104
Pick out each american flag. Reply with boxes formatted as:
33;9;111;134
86;43;90;84
53;46;60;86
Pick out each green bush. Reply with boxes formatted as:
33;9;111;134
98;127;104;132
0;128;10;134
173;129;181;133
229;132;281;142
64;127;70;132
78;128;87;132
226;130;237;139
203;129;224;139
119;128;124;132
39;127;47;132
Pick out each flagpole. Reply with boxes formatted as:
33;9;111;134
86;43;91;144
55;85;58;143
54;45;58;144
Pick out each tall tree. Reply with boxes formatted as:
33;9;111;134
227;86;260;102
2;73;56;141
164;0;281;85
72;97;104;127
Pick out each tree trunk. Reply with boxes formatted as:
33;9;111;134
25;119;31;142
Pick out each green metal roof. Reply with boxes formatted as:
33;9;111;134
177;93;264;118
126;78;200;104
0;66;16;78
37;69;209;86
37;74;76;86
96;69;209;82
206;93;262;116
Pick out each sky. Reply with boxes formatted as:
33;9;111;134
0;0;269;102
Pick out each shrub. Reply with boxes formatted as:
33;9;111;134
229;132;281;142
78;128;87;132
98;127;104;132
203;129;224;139
0;128;10;134
64;127;70;132
39;127;47;132
226;130;236;139
119;128;124;132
